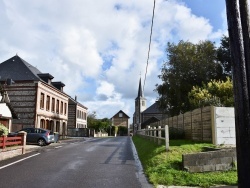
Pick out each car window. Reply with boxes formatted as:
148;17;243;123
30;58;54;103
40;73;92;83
35;129;46;133
27;128;35;133
21;128;34;133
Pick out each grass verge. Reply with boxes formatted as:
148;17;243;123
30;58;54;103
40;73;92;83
132;135;237;188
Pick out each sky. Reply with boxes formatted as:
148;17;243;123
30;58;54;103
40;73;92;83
0;0;228;123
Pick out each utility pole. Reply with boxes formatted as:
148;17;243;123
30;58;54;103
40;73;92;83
225;0;250;186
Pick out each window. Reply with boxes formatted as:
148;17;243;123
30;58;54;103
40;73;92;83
142;101;145;106
40;93;45;109
64;103;67;115
60;101;63;114
46;95;50;111
119;113;123;117
52;98;55;112
56;99;59;114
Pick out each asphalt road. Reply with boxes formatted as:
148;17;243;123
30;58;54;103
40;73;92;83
0;136;152;188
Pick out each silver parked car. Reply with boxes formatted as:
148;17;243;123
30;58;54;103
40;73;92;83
9;128;55;146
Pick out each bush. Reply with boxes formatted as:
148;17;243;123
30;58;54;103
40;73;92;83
169;127;185;139
118;126;128;136
0;123;9;136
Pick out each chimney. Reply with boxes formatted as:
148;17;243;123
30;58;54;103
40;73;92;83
75;95;77;101
7;78;15;85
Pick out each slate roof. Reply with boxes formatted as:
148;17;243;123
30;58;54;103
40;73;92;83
111;110;130;118
141;116;160;129
68;97;88;109
142;102;162;114
0;55;42;81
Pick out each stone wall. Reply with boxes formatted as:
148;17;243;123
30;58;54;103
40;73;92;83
182;148;236;173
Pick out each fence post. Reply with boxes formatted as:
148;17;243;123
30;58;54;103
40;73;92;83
158;126;161;145
2;136;6;150
18;131;27;154
165;125;169;152
150;126;153;141
147;126;150;139
154;127;156;143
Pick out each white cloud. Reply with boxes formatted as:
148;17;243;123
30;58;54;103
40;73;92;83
0;0;226;121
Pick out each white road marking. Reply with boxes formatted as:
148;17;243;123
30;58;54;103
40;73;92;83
54;146;62;149
0;153;40;170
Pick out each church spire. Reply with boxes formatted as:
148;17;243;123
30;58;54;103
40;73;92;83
137;77;143;98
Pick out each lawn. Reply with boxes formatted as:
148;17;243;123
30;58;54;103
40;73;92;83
132;135;237;188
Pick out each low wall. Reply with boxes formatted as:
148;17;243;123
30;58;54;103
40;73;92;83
67;128;89;137
182;148;236;173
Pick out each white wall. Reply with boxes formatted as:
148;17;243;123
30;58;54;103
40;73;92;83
212;107;236;145
0;102;12;118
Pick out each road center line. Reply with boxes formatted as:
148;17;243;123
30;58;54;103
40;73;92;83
0;153;40;170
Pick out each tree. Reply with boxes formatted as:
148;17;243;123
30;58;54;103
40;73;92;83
87;112;97;130
217;35;232;78
188;77;234;109
155;40;223;116
87;112;110;132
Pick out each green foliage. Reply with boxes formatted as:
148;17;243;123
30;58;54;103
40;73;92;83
118;126;128;136
0;123;9;136
188;77;234;108
132;136;237;187
87;112;111;132
217;35;232;78
114;126;118;134
169;127;185;139
155;40;223;116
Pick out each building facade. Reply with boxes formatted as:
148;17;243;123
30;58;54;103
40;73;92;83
0;55;68;136
111;110;130;128
68;96;88;129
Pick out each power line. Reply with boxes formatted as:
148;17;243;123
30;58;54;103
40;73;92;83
143;0;156;93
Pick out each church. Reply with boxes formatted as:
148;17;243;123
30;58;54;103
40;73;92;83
133;78;165;132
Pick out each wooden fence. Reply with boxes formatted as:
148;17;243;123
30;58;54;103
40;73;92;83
0;132;26;154
150;106;213;142
137;125;169;151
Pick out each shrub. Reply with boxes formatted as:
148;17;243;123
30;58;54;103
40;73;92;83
0;123;9;136
169;127;185;139
118;126;128;136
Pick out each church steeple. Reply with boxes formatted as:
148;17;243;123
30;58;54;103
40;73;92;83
137;78;143;98
134;77;147;131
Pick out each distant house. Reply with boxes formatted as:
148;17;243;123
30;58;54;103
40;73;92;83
111;110;130;128
68;96;88;129
0;55;68;136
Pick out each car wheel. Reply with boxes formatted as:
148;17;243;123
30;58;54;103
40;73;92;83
38;139;46;146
